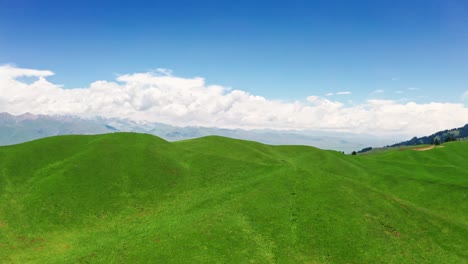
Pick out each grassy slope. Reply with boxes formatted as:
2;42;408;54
0;133;466;263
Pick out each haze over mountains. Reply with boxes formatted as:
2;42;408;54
0;112;398;153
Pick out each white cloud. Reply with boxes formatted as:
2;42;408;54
408;87;420;91
0;64;54;78
391;77;399;81
462;91;468;101
372;89;384;93
153;68;173;76
395;91;404;94
325;91;351;96
1;65;467;136
336;91;351;95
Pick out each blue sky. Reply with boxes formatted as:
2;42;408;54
1;0;467;103
0;0;467;136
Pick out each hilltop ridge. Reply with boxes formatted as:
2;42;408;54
0;112;396;152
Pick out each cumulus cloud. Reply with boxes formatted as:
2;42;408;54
1;65;467;136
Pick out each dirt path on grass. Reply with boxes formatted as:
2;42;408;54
412;145;444;151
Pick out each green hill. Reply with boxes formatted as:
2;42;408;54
390;123;468;147
0;133;467;263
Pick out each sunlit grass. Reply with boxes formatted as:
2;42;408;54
0;133;466;263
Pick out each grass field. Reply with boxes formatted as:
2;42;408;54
0;133;467;263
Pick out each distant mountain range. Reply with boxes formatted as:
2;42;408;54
0;112;113;145
0;112;397;153
390;124;468;147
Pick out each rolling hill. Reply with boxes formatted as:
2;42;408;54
0;133;467;263
0;112;396;153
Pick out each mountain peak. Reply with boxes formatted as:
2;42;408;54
17;112;39;121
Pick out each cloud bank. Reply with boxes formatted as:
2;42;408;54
1;65;467;136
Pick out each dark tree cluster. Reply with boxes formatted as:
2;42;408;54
357;147;372;154
445;135;456;142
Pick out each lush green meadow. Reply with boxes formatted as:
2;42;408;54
0;133;466;263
